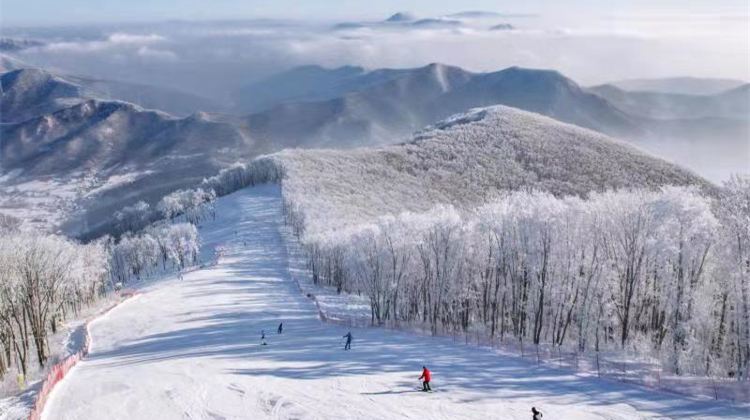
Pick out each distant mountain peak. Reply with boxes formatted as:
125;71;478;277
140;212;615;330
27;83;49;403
0;37;44;52
492;66;577;88
490;23;514;30
385;12;416;22
411;18;462;27
417;62;471;82
420;62;455;73
446;11;502;19
3;67;54;85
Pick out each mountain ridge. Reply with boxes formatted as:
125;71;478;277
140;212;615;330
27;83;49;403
258;105;713;236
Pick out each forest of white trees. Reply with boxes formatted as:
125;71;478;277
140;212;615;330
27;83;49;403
0;187;212;384
113;187;216;234
0;233;108;379
289;180;749;380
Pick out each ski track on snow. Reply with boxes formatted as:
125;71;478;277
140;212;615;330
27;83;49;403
40;185;748;420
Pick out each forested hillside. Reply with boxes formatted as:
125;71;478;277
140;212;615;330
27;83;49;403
262;106;712;236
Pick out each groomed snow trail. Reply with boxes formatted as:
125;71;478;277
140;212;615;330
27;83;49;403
42;185;747;420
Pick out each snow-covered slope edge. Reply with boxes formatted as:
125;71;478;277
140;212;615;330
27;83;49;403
0;291;139;420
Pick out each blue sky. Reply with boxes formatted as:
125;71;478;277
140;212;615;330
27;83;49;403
2;0;748;26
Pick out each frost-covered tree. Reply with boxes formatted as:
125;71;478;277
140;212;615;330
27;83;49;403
0;187;204;382
157;188;216;224
715;176;750;379
114;201;152;233
0;233;108;377
109;223;200;283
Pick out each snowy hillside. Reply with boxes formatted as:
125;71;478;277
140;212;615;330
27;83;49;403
260;105;712;236
0;89;252;234
0;66;273;235
1;100;246;176
1;68;84;122
1;68;219;121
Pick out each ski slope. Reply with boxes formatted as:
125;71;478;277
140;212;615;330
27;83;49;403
41;185;748;420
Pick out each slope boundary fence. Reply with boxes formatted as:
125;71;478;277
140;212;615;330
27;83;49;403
26;289;141;420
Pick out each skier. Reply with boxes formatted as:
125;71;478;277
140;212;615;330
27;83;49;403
531;407;543;420
277;322;283;334
419;366;432;392
261;330;267;345
343;331;352;350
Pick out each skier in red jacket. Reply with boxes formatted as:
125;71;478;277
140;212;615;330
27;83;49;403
419;366;432;391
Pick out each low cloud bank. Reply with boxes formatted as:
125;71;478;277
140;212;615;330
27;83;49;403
4;14;746;101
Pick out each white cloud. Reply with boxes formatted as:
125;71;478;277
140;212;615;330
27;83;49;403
9;14;748;100
136;46;178;61
34;32;166;53
108;33;166;44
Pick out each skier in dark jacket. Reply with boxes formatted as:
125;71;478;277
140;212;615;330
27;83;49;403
531;407;542;420
343;332;352;350
277;322;283;334
261;330;267;345
419;366;432;391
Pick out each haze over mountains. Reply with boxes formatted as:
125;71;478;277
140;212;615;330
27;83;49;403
238;62;746;133
238;63;747;176
590;83;750;120
0;56;746;236
608;77;748;96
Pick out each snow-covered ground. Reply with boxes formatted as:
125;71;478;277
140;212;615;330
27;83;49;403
0;169;153;233
39;185;748;419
